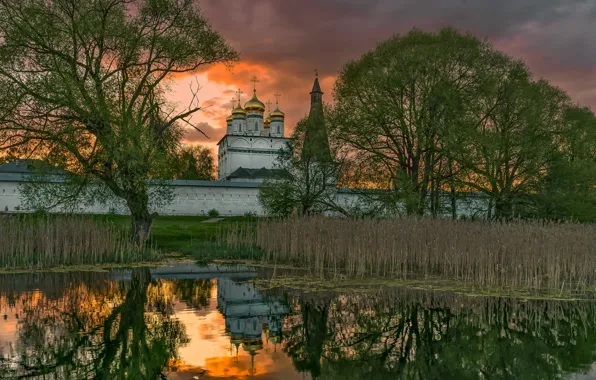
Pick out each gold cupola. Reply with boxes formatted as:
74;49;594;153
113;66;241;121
244;90;265;113
232;104;246;118
270;106;285;120
271;92;284;120
244;76;265;113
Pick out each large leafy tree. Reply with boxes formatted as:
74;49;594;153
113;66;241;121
328;27;590;220
0;0;238;243
329;28;493;216
456;72;569;219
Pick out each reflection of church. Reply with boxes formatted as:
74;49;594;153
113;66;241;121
216;276;290;371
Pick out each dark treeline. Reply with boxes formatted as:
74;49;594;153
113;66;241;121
326;28;596;221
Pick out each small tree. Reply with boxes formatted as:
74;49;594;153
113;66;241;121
259;116;345;217
0;0;238;243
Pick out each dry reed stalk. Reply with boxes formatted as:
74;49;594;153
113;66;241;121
0;215;155;269
225;216;596;291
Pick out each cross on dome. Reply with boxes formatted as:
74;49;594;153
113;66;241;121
274;92;281;105
236;88;243;102
266;100;273;113
230;97;236;109
250;76;259;92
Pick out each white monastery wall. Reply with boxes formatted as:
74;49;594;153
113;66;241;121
0;175;490;218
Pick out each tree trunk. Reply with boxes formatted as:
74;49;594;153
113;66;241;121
128;200;154;245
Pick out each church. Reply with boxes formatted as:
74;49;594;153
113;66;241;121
217;73;328;182
216;77;290;182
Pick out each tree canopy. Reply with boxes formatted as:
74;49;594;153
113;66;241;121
0;0;238;242
326;27;596;220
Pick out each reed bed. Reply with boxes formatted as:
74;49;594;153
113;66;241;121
224;216;596;291
0;215;157;269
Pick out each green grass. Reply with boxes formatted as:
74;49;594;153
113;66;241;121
92;214;260;261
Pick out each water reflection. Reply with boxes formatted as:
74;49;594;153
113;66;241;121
0;266;596;379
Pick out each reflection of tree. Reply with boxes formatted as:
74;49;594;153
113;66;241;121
283;296;330;378
173;279;213;310
0;269;193;379
282;289;596;380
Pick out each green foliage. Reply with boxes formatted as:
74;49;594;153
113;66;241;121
259;118;345;217
0;0;238;242
328;27;596;221
170;144;216;181
207;208;220;218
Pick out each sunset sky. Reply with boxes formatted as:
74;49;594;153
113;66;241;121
173;0;596;153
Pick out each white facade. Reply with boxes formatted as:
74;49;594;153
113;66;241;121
218;85;289;182
217;135;289;181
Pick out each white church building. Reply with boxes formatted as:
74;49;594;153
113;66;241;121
217;78;290;182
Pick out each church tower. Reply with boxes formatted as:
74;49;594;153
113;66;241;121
270;92;285;137
231;89;247;134
244;76;265;136
302;71;331;162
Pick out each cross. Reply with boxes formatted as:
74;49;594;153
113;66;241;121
314;68;318;77
266;100;273;113
274;92;281;105
230;97;236;109
250;75;259;91
235;88;243;103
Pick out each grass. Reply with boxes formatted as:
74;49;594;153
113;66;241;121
224;216;596;293
91;214;260;261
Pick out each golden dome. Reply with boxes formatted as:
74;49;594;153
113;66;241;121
226;114;233;123
264;117;271;127
270;106;285;119
244;90;265;113
232;105;246;117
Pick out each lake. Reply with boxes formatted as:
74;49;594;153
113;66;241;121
1;263;596;379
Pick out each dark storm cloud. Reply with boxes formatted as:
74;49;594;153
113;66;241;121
199;0;596;111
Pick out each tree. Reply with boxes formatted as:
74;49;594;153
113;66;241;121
455;70;570;219
259;116;345;217
0;0;238;243
171;144;216;181
328;28;590;220
530;105;596;221
328;28;493;216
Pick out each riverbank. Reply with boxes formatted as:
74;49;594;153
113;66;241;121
3;214;595;300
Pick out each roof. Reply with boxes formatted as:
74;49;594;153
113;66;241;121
310;76;322;94
0;160;67;174
227;167;290;180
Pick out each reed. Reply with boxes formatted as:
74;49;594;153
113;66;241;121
0;215;158;269
225;216;596;291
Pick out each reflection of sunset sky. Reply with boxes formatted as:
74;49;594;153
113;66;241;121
173;284;304;379
0;279;306;379
172;1;596;158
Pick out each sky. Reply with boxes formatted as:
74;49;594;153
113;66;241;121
172;0;596;153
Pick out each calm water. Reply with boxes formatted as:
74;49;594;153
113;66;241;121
0;264;596;379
